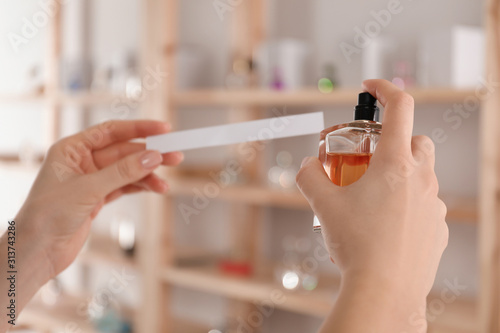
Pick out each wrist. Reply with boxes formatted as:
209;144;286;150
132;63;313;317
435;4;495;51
14;209;54;284
344;266;427;302
0;217;53;329
341;270;428;332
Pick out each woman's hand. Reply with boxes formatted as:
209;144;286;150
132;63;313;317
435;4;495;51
16;120;183;279
296;80;448;332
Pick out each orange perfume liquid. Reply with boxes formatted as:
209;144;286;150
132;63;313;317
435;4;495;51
324;152;372;186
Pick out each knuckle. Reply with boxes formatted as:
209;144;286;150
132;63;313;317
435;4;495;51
441;222;449;248
46;141;62;157
101;119;119;134
52;137;71;151
439;199;448;219
394;91;415;107
116;160;133;181
295;166;308;188
383;152;414;176
413;135;435;156
425;174;439;195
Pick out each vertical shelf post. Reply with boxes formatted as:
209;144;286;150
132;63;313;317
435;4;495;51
137;0;178;332
480;0;500;332
44;0;62;146
225;1;267;332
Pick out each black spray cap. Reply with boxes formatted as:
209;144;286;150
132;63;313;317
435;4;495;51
354;92;380;121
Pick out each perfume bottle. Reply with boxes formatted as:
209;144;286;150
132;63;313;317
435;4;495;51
313;92;382;232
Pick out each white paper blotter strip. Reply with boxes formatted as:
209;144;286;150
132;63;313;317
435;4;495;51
146;112;324;153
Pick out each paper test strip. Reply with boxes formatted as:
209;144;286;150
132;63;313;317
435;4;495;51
146;112;325;153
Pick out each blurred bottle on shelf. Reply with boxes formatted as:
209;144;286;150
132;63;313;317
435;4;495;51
391;60;415;90
176;45;208;90
317;63;339;94
275;235;318;291
270;66;284;90
111;216;136;257
61;58;93;92
110;52;142;100
89;304;132;333
25;65;44;95
267;151;297;190
256;39;312;90
225;58;254;89
362;36;397;82
418;26;484;88
91;68;112;92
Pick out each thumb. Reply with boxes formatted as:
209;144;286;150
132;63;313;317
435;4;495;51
296;157;337;210
88;150;163;197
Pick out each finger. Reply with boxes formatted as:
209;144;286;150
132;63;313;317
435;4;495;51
87;150;163;197
105;175;169;204
93;142;184;169
104;184;145;204
411;135;435;168
296;157;338;210
68;120;170;150
362;79;414;154
136;173;169;193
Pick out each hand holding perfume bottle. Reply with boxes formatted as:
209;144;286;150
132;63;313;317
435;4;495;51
297;80;448;332
313;92;381;232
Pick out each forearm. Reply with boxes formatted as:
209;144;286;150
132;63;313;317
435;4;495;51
320;273;427;333
0;218;52;331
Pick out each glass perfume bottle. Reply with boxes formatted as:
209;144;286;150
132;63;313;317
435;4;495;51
313;92;382;232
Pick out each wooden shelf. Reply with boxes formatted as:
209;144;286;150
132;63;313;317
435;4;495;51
162;264;339;318
18;293;209;333
18;294;95;333
427;296;478;333
441;194;478;224
0;91;134;106
162;263;477;331
169;176;477;223
0;92;45;104
0;154;45;165
169;176;310;210
173;88;476;107
0;88;475;107
57;91;133;106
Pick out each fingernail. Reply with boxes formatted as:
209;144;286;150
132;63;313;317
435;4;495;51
160;180;169;192
141;151;163;169
177;151;184;161
301;156;313;167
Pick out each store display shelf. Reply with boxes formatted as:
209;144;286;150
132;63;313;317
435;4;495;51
173;88;476;107
18;293;209;333
162;264;339;318
169;176;478;223
162;263;477;331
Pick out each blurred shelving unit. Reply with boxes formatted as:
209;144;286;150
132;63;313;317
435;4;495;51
169;176;478;224
18;294;96;333
0;91;132;106
0;92;45;104
172;88;476;107
77;233;137;269
0;88;476;107
18;293;209;333
4;0;498;332
162;264;339;318
139;1;494;333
